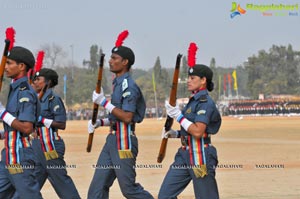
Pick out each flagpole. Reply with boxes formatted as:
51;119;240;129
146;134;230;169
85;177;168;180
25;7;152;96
152;72;158;119
63;74;67;105
154;90;158;118
223;74;226;99
218;75;221;100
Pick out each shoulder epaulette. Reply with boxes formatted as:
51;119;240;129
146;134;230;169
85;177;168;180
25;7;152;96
199;95;208;103
122;79;128;91
19;82;29;91
48;95;55;101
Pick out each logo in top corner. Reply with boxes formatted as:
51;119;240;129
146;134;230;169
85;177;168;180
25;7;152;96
230;2;246;18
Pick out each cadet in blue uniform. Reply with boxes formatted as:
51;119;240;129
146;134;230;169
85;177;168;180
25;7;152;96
32;68;81;198
159;64;221;199
0;46;42;198
87;32;154;199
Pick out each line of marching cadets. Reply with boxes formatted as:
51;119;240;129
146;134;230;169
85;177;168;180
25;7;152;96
0;31;222;199
225;99;300;116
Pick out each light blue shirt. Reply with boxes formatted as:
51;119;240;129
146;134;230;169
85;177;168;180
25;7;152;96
109;72;146;123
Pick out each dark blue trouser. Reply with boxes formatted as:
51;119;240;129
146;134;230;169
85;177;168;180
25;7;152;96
0;147;43;199
158;146;219;199
31;138;81;199
88;133;154;199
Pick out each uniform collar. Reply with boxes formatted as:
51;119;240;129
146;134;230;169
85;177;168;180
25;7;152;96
191;89;208;100
113;72;130;85
10;76;28;90
41;88;53;101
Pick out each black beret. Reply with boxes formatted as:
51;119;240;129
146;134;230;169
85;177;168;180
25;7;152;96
7;46;35;69
111;46;135;66
35;68;58;86
188;64;213;80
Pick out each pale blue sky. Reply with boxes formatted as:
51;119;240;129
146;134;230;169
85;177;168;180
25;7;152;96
1;0;299;69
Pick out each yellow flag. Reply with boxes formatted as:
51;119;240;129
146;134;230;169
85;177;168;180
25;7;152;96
152;71;156;92
232;70;238;91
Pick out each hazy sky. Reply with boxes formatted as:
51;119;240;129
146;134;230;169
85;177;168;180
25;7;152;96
1;0;299;69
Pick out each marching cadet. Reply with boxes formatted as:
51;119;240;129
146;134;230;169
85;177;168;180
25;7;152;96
0;46;42;198
87;30;154;199
159;43;221;199
32;68;81;198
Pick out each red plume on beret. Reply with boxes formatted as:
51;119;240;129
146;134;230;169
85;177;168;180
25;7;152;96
34;51;45;73
115;30;129;47
5;27;16;51
188;42;198;68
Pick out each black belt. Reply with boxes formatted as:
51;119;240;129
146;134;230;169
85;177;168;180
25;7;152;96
181;136;211;147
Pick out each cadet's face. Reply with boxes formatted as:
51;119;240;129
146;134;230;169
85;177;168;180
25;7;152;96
33;76;46;92
5;59;24;79
187;75;205;92
109;53;128;76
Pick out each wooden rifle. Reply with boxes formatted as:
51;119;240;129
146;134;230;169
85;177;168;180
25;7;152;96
86;51;105;152
0;27;15;91
0;39;10;92
157;54;182;163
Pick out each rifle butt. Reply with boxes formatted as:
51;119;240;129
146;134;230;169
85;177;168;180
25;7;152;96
157;138;168;163
86;133;94;152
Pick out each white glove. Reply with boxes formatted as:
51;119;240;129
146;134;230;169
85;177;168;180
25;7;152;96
92;89;106;105
165;101;193;132
165;101;181;119
0;102;16;126
0;130;5;140
161;128;178;139
92;90;115;113
38;116;53;128
87;118;110;134
88;120;97;134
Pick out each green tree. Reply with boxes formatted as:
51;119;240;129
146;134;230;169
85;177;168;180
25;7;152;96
89;45;99;72
209;57;218;101
245;44;300;98
83;46;108;92
180;56;188;80
82;45;100;71
177;56;189;98
152;56;170;101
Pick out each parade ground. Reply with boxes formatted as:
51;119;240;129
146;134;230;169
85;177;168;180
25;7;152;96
1;116;300;199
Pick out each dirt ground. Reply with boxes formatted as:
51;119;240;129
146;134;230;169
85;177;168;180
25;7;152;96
1;116;300;199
